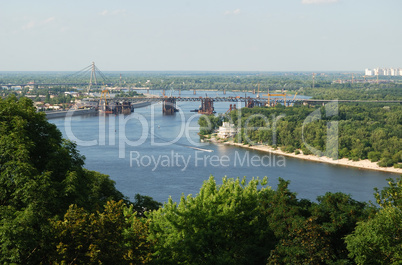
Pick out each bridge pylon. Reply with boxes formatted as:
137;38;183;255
88;62;97;92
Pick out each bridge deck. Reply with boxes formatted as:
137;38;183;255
107;97;402;104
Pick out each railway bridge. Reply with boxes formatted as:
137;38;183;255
104;96;402;115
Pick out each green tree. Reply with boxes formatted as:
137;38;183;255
345;178;402;264
311;193;369;262
148;176;276;265
345;207;402;265
51;200;152;265
374;178;402;209
198;115;222;135
132;193;162;217
0;96;125;264
268;192;369;264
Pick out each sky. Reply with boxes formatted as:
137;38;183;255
0;0;401;71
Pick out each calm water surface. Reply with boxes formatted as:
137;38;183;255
50;90;399;204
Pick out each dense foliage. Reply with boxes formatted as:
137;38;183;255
345;178;402;264
198;114;223;135
301;83;402;100
148;176;400;265
203;103;402;168
149;177;276;265
51;200;152;264
0;96;141;264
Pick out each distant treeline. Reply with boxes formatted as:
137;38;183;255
301;84;402;100
2;71;402;100
200;103;402;168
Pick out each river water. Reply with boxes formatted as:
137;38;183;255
50;90;399;204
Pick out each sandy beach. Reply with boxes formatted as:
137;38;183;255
220;140;402;175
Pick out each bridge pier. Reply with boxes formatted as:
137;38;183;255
245;97;263;108
245;97;254;108
198;98;214;114
227;104;237;113
114;101;133;114
162;97;178;115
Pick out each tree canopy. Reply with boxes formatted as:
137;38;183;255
148;176;277;265
203;103;402;168
0;96;126;263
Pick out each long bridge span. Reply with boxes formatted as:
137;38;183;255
108;96;402;104
86;95;402;115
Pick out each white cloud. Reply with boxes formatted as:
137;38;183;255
22;17;55;30
224;8;241;16
302;0;339;4
22;21;35;30
100;10;108;16
99;9;126;16
43;17;55;24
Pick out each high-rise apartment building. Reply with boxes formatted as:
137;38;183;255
365;67;402;76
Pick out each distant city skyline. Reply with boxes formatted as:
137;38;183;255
1;0;401;72
365;67;402;76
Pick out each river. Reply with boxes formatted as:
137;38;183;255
50;90;399;204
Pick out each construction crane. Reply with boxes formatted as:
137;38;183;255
264;89;286;107
99;89;112;113
363;75;370;83
312;73;316;88
290;92;298;107
342;72;355;84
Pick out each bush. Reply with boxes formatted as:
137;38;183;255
368;151;381;162
378;158;394;167
284;145;295;153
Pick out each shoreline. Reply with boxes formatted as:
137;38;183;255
218;140;402;175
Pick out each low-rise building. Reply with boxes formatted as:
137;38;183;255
217;122;237;139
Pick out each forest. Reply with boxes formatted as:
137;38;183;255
199;103;402;168
1;96;401;264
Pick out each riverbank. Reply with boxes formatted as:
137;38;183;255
218;140;402;174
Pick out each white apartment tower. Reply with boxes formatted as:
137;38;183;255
366;67;402;76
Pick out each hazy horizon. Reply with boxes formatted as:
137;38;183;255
0;70;365;73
